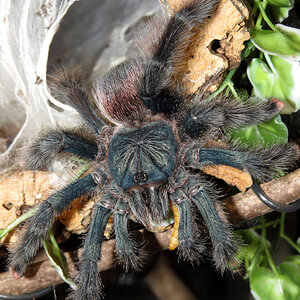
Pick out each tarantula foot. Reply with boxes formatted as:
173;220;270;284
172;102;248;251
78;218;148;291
9;263;25;279
115;247;145;272
9;235;41;278
271;98;285;111
68;260;103;300
177;238;206;263
212;239;239;273
9;266;22;279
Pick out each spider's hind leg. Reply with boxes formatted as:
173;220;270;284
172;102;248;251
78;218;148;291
26;129;99;169
48;66;106;133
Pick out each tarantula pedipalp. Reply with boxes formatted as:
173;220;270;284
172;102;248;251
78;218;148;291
9;0;299;299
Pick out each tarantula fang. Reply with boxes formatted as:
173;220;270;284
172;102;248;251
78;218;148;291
9;0;299;299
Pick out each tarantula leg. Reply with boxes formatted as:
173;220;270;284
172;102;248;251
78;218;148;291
139;0;219;114
10;172;105;277
70;202;112;300
169;189;205;262
186;143;299;182
185;99;284;138
252;181;300;213
48;66;106;133
114;200;144;271
26;129;99;169
186;178;237;272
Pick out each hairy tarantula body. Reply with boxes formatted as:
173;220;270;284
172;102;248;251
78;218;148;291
9;0;299;299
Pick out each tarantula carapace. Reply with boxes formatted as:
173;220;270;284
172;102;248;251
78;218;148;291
10;0;299;299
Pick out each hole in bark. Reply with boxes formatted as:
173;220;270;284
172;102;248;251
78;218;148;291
210;39;221;53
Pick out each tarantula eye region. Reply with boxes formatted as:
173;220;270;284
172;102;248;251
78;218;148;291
133;172;148;183
108;121;178;190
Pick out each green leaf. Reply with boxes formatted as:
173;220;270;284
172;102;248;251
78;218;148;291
250;25;300;59
230;115;288;146
268;0;293;6
235;229;270;272
271;5;294;23
250;263;300;300
277;262;300;298
42;231;75;289
236;230;263;261
286;255;300;270
250;267;282;300
247;56;300;113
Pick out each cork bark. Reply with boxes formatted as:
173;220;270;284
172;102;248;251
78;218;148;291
166;0;251;93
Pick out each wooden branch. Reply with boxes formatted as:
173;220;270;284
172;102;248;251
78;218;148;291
1;168;300;295
224;168;300;224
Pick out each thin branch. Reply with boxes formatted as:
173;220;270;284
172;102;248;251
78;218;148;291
224;168;300;224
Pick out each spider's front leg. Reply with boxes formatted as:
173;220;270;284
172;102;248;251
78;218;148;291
169;189;206;262
169;168;234;270
114;200;144;271
184;176;237;271
9;170;106;278
71;187;146;299
168;168;205;261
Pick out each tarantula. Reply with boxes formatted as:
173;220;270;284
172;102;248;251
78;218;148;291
9;0;299;299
